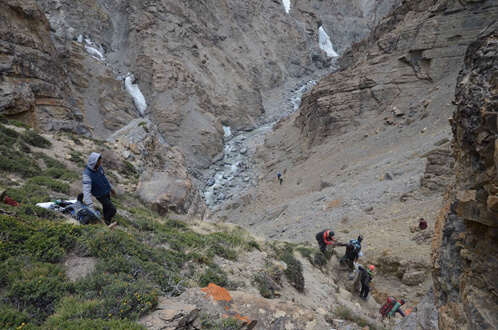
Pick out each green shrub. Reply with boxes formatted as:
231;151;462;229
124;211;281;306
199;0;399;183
296;246;330;269
200;313;244;330
33;152;66;169
0;124;20;138
75;271;158;320
0;145;41;178
21;130;52;148
253;272;280;299
18;140;31;153
198;265;229;288
333;305;382;329
0;216;81;263
122;160;138;177
69;150;86;167
26;176;70;194
44;167;79;182
247;240;261;251
0;305;31;329
278;251;304;293
0;258;75;325
8;119;31;129
46;316;145;329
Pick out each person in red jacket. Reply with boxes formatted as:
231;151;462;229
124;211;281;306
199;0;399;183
316;230;335;254
419;218;428;230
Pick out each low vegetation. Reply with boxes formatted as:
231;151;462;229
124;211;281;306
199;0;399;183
0;122;325;328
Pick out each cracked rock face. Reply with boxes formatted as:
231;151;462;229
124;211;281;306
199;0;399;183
432;21;498;329
292;0;497;149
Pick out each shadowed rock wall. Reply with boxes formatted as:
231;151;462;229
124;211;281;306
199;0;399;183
432;22;498;329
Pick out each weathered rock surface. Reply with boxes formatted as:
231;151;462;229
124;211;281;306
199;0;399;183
432;22;498;329
140;284;319;330
395;287;438;330
106;118;207;217
292;0;497;149
33;0;401;170
0;0;89;133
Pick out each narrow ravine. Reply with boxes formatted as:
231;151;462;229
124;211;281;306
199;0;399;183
202;79;319;209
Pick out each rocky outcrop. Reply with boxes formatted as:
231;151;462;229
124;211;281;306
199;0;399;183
107;118;207;218
34;0;401;170
292;0;498;149
432;22;498;329
0;0;89;134
395;287;438;330
140;284;318;330
420;146;454;194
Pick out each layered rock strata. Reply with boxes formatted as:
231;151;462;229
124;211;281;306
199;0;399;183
0;0;90;134
293;0;498;149
432;22;498;329
35;0;400;170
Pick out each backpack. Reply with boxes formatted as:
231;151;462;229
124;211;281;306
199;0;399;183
76;207;99;225
380;297;397;317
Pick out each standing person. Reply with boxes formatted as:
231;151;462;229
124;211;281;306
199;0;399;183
277;172;283;185
419;218;428;230
315;230;335;254
83;152;116;225
358;264;375;300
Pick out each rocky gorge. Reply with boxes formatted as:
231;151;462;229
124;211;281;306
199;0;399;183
0;0;497;329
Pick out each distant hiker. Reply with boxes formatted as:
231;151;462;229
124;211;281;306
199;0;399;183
277;172;283;185
411;218;428;233
83;152;117;225
388;299;406;318
419;218;428;230
358;264;375;300
315;230;335;253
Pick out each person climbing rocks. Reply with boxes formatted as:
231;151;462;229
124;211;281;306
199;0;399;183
388;299;406;318
358;264;375;300
315;230;335;254
350;235;363;252
338;236;362;273
83;152;117;226
419;218;428;230
277;172;283;185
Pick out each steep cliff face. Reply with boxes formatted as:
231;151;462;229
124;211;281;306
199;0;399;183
1;0;401;171
292;0;497;149
0;0;90;135
432;23;498;329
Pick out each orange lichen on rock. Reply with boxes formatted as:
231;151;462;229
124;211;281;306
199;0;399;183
201;283;232;302
235;313;251;323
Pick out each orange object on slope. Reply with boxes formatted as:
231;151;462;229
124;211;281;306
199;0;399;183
201;283;232;302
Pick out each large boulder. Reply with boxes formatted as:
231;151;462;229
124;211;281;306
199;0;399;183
107;118;207;218
137;171;205;217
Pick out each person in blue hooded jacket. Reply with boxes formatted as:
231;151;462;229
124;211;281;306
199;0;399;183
83;152;116;225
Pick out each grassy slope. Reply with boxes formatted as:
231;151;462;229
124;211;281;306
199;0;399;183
0;119;335;329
